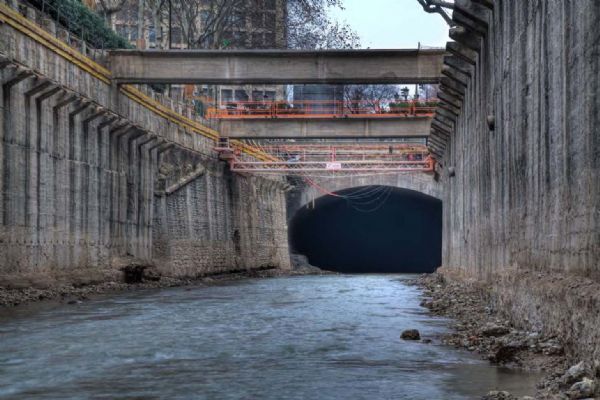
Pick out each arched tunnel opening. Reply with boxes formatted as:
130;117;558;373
289;186;442;274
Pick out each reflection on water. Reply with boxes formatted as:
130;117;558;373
0;275;539;399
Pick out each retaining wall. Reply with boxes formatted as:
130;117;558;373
439;0;600;360
0;0;290;285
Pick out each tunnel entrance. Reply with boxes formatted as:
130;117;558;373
289;186;442;273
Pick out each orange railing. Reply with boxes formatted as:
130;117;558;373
206;99;438;119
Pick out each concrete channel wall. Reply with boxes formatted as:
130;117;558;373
0;0;290;286
439;1;600;360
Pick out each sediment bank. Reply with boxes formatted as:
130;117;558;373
414;273;600;400
0;263;326;308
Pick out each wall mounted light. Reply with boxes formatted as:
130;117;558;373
487;115;496;131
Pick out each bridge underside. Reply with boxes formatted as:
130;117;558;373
218;117;432;138
108;49;445;84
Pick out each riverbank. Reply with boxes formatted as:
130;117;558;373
0;261;326;308
413;273;600;399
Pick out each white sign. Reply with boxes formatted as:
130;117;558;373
325;162;342;170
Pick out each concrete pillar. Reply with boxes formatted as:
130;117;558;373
51;92;78;267
95;115;118;259
137;137;160;259
67;100;94;267
25;81;61;260
205;169;213;241
118;128;145;256
108;123;134;254
148;141;165;261
127;131;151;257
81;108;110;265
1;68;34;230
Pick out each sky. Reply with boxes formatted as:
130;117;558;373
328;0;451;49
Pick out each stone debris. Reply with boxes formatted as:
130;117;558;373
561;362;588;385
411;273;600;400
481;323;511;337
400;329;421;340
567;377;595;399
482;390;518;400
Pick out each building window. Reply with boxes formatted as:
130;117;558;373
251;33;264;48
265;12;276;30
265;32;275;47
148;26;157;42
221;89;233;102
235;90;249;101
115;24;127;37
129;26;138;40
251;12;264;29
232;31;246;47
171;27;182;44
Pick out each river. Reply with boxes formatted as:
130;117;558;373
0;275;539;399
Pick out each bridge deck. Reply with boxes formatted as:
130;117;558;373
109;49;446;84
218;116;432;138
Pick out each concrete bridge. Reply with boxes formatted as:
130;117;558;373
0;0;599;365
108;49;445;85
218;116;432;138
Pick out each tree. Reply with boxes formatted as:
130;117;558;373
93;0;129;23
158;0;360;50
343;84;402;113
287;0;360;49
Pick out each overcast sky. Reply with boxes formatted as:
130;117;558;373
329;0;450;49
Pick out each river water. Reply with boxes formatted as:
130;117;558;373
0;275;539;399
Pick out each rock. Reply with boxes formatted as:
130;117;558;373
567;377;595;399
481;390;517;400
539;339;564;356
143;266;162;282
593;360;600;378
489;344;521;364
400;329;421;340
481;323;510;337
562;362;588;385
421;338;432;344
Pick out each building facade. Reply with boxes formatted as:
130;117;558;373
89;0;287;104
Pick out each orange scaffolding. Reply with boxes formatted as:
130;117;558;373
206;99;438;119
214;140;435;174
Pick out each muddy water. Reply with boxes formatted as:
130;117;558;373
0;275;539;399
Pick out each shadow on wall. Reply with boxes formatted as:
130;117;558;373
289;186;442;273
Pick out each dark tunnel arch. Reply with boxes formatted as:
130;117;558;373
288;185;442;273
